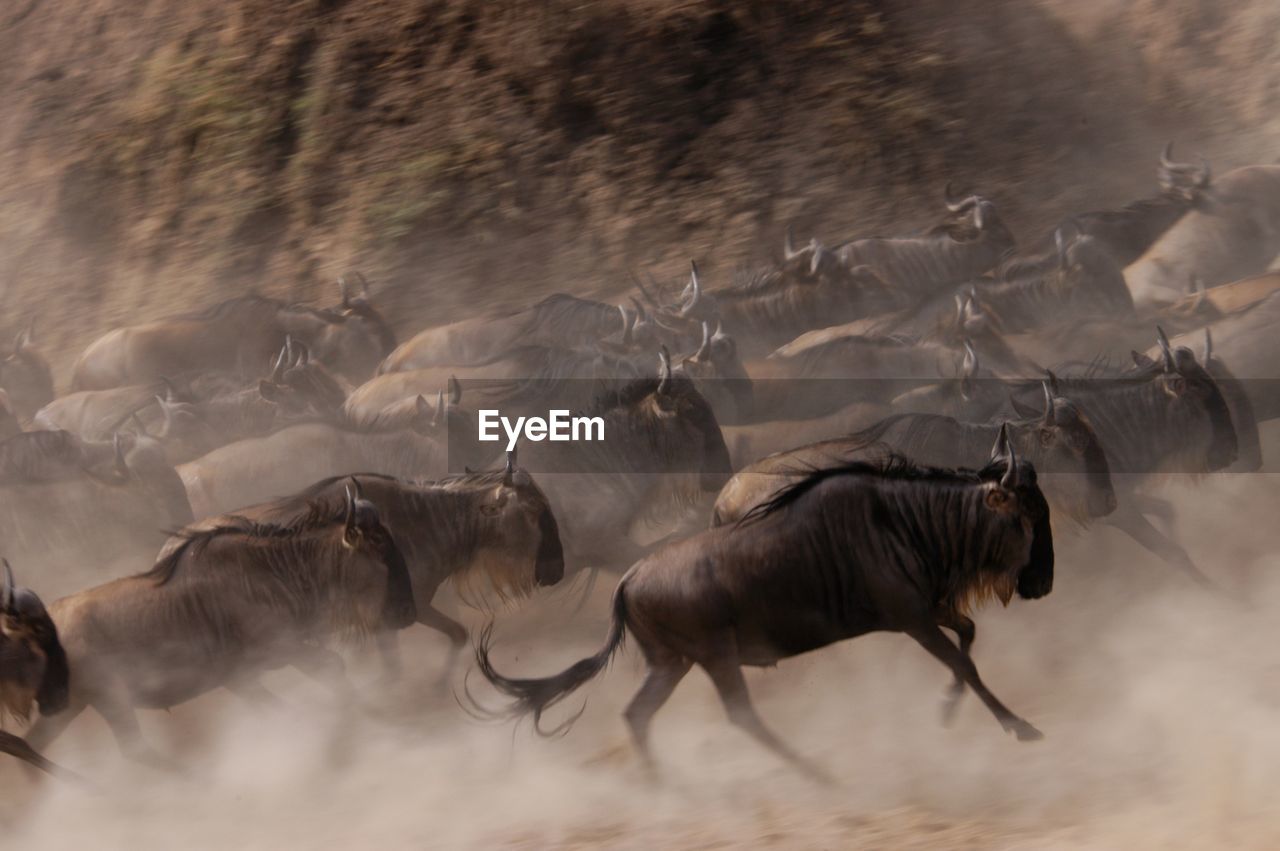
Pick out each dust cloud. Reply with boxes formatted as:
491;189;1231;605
3;471;1279;848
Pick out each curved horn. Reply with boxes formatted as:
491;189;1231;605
1001;433;1019;489
711;320;728;342
131;412;152;441
292;340;310;367
972;200;987;230
433;391;445;425
344;485;356;538
154;396;174;439
1159;141;1203;175
962;338;978;377
448;375;462;406
113;432;129;478
2;558;14;612
657;346;672;394
1041;380;1055;424
338;276;351;309
1204;328;1213;362
1044;368;1060;395
945;181;979;212
503;449;516;486
629;296;650;322
160;376;179;403
679;261;701;316
353;271;371;299
617;305;633;346
694;321;712;361
784;225;798;261
1055;228;1068;268
270;344;288;382
990;421;1011;462
1156;326;1175;371
809;241;826;275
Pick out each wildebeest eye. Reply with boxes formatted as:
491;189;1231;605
984;489;1011;510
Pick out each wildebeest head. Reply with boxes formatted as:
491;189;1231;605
1132;327;1238;472
675;321;755;424
941;184;1016;252
258;338;349;421
0;323;55;419
1009;381;1116;520
620;349;733;491
1158;142;1212;203
448;451;565;594
299;274;397;383
0;560;69;717
983;426;1054;601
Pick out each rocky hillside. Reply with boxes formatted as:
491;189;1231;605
0;0;1274;381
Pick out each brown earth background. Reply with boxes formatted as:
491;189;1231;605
1;0;1277;380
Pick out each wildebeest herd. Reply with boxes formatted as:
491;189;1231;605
3;144;1280;785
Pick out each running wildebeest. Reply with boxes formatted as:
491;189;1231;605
71;275;395;390
475;433;1053;780
23;485;416;768
713;383;1116;527
0;560;74;778
1001;143;1210;276
168;455;564;685
1126;161;1280;305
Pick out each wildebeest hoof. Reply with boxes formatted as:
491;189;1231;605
1009;720;1044;742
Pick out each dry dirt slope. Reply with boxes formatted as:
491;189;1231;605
0;0;1273;381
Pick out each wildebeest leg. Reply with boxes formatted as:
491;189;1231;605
94;692;183;772
701;655;834;784
1107;503;1216;589
907;624;1042;741
288;644;354;700
374;632;403;682
416;603;469;689
623;656;691;776
935;610;975;725
0;730;88;784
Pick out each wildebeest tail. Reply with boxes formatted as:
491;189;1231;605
473;583;628;736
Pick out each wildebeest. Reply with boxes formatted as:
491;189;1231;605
379;293;628;372
0;429;193;568
512;353;733;572
348;320;754;426
1126;162;1280;305
178;392;492;519
713;385;1116;527
0;323;55;421
174;455;564;684
961;231;1135;335
0;560;73;777
23;485;416;767
1001;143;1210;276
475;437;1053;779
71;276;396;390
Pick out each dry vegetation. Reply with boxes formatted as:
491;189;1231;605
1;0;1273;380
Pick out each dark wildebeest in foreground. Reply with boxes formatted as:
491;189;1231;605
0;323;55;422
24;485;415;768
169;456;564;685
713;383;1116;527
0;560;75;778
71;275;396;390
476;436;1052;780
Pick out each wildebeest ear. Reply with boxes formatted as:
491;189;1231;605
989;422;1012;463
2;557;14;612
1130;350;1156;369
1008;394;1040;420
504;447;518;486
14;321;33;353
448;375;462;406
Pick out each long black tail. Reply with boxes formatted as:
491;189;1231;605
474;583;628;736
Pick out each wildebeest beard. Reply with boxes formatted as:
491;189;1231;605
148;503;412;644
740;454;1052;614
